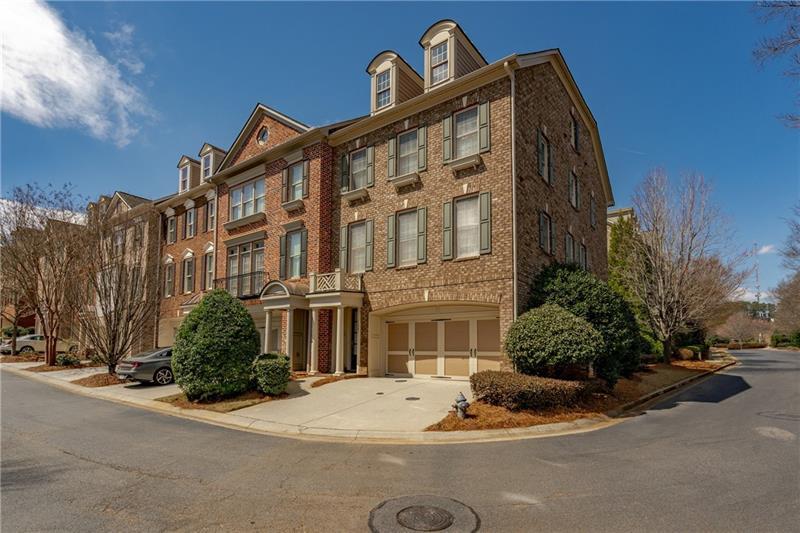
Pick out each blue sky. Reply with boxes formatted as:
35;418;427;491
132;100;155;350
2;2;797;296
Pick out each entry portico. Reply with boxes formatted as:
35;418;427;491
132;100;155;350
260;269;363;375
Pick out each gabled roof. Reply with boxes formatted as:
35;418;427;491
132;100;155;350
115;191;151;208
217;103;311;171
198;143;227;157
178;155;199;168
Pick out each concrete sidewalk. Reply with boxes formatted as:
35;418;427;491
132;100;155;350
0;362;618;443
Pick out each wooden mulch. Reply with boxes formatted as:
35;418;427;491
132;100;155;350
0;354;43;363
310;373;367;388
427;363;706;432
71;373;128;387
155;390;287;413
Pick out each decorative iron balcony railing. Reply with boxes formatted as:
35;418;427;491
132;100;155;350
214;271;265;299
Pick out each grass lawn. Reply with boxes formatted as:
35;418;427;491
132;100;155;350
71;373;128;387
155;390;285;413
427;362;719;432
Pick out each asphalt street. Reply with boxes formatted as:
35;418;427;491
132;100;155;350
2;349;798;532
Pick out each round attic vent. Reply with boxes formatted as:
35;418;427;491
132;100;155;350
257;126;269;145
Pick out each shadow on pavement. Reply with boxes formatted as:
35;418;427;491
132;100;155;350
650;373;751;410
0;459;69;492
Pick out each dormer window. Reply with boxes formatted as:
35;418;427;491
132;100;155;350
431;41;449;85
179;166;189;192
375;70;391;109
201;154;213;179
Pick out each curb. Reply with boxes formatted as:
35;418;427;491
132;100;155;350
1;358;737;445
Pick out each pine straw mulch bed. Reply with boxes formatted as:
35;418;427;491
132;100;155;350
427;363;708;432
23;362;102;373
310;373;367;388
71;373;128;387
155;390;287;413
0;354;43;363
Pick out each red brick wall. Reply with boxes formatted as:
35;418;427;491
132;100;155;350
228;115;305;167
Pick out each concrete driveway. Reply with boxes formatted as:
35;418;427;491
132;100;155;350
237;376;472;432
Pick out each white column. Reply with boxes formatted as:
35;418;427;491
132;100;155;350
309;308;319;375
335;306;345;375
264;311;272;354
285;309;294;364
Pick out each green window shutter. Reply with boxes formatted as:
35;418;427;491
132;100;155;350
279;235;287;280
300;229;308;276
386;214;396;268
417;207;427;264
548;143;554;185
479;192;491;254
365;219;374;271
340;154;349;192
569;174;575;206
417;125;427;171
442;200;453;260
340;225;348;271
442;114;453;162
366;146;375;187
537;130;544;176
575;119;580;153
302;160;310;198
550;220;557;257
281;168;289;203
479;102;490;153
387;136;396;179
576;178;582;209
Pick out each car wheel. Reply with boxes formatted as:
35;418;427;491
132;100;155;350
19;346;34;353
153;367;174;385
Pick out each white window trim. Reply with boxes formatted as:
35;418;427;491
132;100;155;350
186;208;196;238
167;217;177;244
182;257;194;294
164;263;175;297
397;129;418;177
348;221;367;274
430;41;449;86
229;178;265;221
375;69;391;110
206;198;216;231
201;153;213;179
288;161;304;202
454;106;480;160
350;148;368;191
286;230;303;279
179;165;190;192
396;210;418;267
454;195;480;259
204;252;215;290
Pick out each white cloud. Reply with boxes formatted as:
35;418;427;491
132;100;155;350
756;244;776;255
103;23;145;75
1;1;154;147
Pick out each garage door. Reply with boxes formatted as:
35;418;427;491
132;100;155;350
384;315;501;378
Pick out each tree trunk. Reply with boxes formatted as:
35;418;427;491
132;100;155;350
45;336;57;366
662;336;673;364
10;317;18;355
107;359;116;376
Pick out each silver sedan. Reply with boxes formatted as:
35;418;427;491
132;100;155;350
116;348;174;385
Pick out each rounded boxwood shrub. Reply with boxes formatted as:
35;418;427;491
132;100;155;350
252;353;291;395
470;370;591;410
172;289;260;401
529;264;641;385
505;303;603;376
56;353;81;367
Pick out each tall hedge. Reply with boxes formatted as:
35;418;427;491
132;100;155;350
173;289;260;401
529;264;641;385
505;304;603;376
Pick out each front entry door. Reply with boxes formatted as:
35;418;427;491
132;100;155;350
292;309;308;371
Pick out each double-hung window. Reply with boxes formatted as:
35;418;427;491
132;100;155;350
206;199;216;231
569;172;580;209
230;179;265;221
113;229;125;257
288;161;304;202
431;41;449;85
287;230;303;278
579;244;588;270
454;107;479;159
565;232;575;263
167;217;176;244
397;210;418;267
349;222;367;273
185;208;196;238
397;129;418;176
376;70;391;109
350;149;368;190
571;116;580;152
538;130;552;183
539;211;554;255
164;263;175;297
179;166;189;192
203;252;214;290
201;154;212;179
182;257;194;294
455;195;480;258
590;193;597;228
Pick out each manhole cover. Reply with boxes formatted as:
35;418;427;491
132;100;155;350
369;495;479;533
405;397;420;401
396;505;454;531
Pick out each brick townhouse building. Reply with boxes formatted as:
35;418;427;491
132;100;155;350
146;19;614;379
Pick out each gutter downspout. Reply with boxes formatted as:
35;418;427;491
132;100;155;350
504;60;518;320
